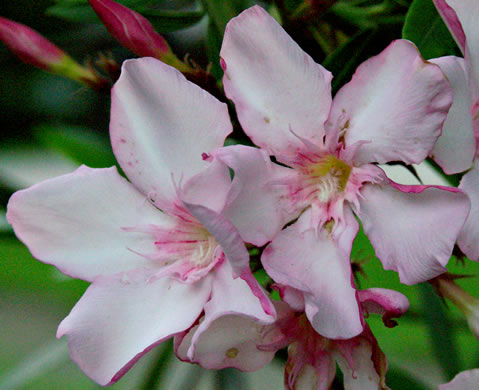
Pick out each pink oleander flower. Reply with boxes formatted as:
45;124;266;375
6;58;275;385
0;16;105;88
439;369;479;390
88;0;192;72
177;286;409;390
431;0;479;261
213;6;470;339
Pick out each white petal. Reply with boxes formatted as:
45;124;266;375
57;271;212;385
221;6;332;159
358;181;470;284
458;166;479;260
329;40;452;165
430;56;475;174
111;58;231;207
7;166;172;281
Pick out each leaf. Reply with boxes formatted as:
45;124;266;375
200;0;255;36
418;283;462;379
323;28;378;95
205;20;224;80
47;0;204;31
402;0;459;59
137;8;205;33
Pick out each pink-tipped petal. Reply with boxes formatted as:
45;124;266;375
358;288;410;327
181;158;232;214
220;6;332;159
335;339;383;390
176;261;276;371
458;166;479;260
215;145;295;246
429;56;475;174
261;210;363;339
442;0;479;99
111;58;231;207
88;0;170;58
329;40;453;165
357;181;470;284
6;166;171;282
57;271;212;385
181;202;249;277
439;369;479;390
433;0;466;53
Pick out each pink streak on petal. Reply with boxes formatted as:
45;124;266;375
433;0;466;53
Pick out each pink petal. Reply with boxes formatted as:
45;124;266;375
458;166;479;260
442;0;479;100
429;56;475;174
358;288;409;327
181;200;275;316
439;369;479;390
175;261;276;371
328;40;453;165
357;181;470;284
335;339;382;390
215;145;295;246
110;58;232;207
220;6;332;159
433;0;466;53
6;166;171;282
181;158;232;214
261;210;363;339
57;271;212;385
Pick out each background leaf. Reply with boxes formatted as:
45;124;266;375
402;0;459;59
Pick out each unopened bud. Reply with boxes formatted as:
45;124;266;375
432;274;479;338
88;0;192;72
0;17;109;91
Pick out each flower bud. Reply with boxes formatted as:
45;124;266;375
0;17;109;91
432;274;479;338
88;0;191;72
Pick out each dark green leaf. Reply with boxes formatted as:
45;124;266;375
139;8;205;33
200;0;255;36
205;20;223;80
323;28;378;95
402;0;459;59
47;0;203;31
418;283;462;379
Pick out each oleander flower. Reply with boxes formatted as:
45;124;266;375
431;0;479;261
6;58;275;385
177;286;409;390
214;6;470;339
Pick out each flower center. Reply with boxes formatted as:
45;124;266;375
302;155;352;203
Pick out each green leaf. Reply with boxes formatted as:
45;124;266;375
47;0;204;31
323;28;378;95
205;20;224;80
33;123;117;168
137;8;206;33
201;0;255;36
418;283;462;379
402;0;459;59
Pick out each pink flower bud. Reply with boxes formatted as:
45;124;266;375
0;16;64;70
0;16;109;91
432;274;479;339
88;0;191;71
